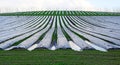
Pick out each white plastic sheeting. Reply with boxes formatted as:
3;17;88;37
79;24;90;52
0;16;120;52
69;41;82;51
85;41;107;52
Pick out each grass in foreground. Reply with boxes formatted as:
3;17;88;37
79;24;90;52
0;49;120;65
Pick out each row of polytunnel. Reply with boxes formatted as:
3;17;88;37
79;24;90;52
0;15;120;52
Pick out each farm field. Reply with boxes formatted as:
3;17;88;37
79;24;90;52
0;49;120;65
0;14;120;51
0;11;120;65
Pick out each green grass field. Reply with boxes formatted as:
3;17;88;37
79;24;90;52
0;49;120;65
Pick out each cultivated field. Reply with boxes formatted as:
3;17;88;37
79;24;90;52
0;14;120;51
0;11;120;65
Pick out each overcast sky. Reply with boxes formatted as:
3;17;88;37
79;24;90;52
0;0;120;12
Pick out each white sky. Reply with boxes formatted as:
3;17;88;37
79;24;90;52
0;0;120;12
